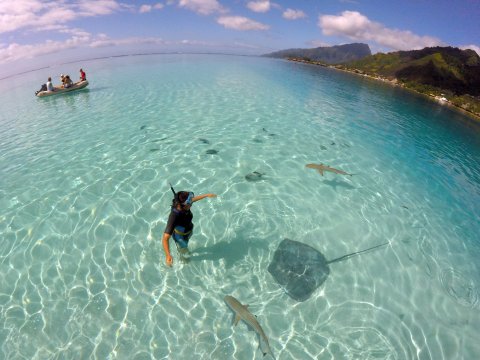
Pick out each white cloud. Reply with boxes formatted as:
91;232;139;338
308;40;331;48
0;32;268;66
139;3;164;13
139;5;153;13
283;8;305;20
0;37;90;64
247;1;270;13
75;0;126;17
178;0;225;15
59;27;92;38
0;33;168;64
461;44;480;57
89;36;165;48
0;0;44;14
177;38;262;51
319;11;442;51
0;0;128;34
217;16;269;31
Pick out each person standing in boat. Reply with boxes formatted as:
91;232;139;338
79;68;86;82
162;184;217;266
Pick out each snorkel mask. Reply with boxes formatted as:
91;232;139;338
183;192;194;206
170;183;194;207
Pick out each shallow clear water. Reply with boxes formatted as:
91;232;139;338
0;54;479;359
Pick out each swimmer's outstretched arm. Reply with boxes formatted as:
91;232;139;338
162;232;173;266
192;193;217;203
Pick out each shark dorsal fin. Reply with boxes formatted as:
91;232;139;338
327;242;388;265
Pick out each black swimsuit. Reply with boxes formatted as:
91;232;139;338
165;208;193;247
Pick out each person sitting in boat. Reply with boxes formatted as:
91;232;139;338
79;68;86;82
35;83;47;95
63;75;73;88
46;77;54;92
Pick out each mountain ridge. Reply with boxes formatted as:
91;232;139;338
344;46;480;97
262;43;372;64
268;44;480;120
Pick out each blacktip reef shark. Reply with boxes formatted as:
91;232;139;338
224;295;275;359
306;163;354;176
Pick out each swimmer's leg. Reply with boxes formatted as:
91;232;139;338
175;240;190;263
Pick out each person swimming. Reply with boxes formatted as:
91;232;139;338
162;183;217;266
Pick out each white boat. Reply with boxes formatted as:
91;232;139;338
36;80;89;97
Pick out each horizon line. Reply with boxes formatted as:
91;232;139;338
0;51;261;82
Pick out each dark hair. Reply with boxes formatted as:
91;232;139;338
172;191;190;207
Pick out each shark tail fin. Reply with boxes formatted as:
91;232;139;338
258;337;275;359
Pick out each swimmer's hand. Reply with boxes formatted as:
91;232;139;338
166;255;173;267
207;193;217;198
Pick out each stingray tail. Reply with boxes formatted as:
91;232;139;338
327;242;388;264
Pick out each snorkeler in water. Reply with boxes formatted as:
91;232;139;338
162;183;217;266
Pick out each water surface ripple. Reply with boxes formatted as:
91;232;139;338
0;55;479;359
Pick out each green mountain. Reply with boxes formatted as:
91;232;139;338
262;43;371;64
345;46;480;96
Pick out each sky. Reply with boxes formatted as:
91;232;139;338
1;0;479;78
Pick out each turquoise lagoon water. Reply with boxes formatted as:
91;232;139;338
0;54;479;359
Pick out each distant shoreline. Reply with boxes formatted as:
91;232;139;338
287;58;480;125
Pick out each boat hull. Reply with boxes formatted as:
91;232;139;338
36;80;89;97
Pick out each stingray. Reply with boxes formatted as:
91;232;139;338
245;171;265;182
268;239;388;302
